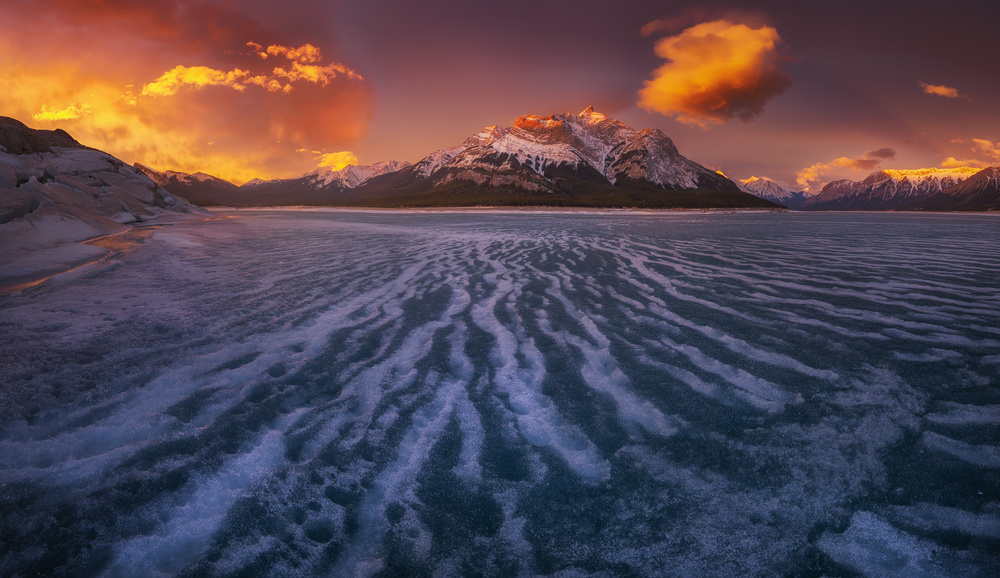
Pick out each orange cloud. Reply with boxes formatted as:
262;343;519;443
796;148;897;190
0;1;374;185
316;151;359;171
941;157;991;169
265;43;323;63
140;46;362;100
273;62;363;85
920;82;963;98
32;103;92;121
971;138;1000;161
141;66;251;97
639;19;791;126
940;138;1000;169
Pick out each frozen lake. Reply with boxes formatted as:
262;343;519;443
1;210;998;576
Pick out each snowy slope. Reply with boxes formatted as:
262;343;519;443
738;176;814;208
136;164;241;206
413;107;735;191
306;160;412;189
0;116;205;287
909;166;1000;211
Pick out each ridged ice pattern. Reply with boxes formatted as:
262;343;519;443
0;210;997;576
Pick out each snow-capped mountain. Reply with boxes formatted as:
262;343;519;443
136;164;240;206
226;160;413;206
410;106;737;191
342;107;767;208
305;160;412;189
908;166;1000;211
140;108;775;208
138;160;414;206
737;176;813;208
800;167;981;210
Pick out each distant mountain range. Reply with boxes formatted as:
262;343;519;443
8;108;997;213
799;167;999;211
907;167;1000;211
134;164;243;206
142;107;776;209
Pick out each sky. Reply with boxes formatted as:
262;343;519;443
2;0;998;190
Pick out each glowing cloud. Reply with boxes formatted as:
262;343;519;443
920;82;962;98
32;103;92;121
971;138;1000;161
639;20;791;126
316;151;359;171
0;0;375;184
273;62;363;86
941;138;1000;168
142;45;362;98
796;148;897;190
265;44;323;63
142;66;251;97
941;157;991;169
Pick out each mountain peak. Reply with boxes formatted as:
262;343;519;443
306;159;412;189
0;115;85;154
412;109;741;193
578;106;608;122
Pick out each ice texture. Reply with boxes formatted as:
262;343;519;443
0;210;998;576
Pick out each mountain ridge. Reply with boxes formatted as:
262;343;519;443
906;166;1000;211
154;108;775;209
800;167;982;211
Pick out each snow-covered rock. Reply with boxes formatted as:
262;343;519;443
0;116;206;288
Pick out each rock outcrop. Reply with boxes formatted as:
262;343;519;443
0;116;206;289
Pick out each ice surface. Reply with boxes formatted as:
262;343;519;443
925;402;1000;426
818;511;970;577
922;431;1000;468
0;210;997;576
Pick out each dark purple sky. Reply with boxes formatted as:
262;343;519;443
2;0;997;188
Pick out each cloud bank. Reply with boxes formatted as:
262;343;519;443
942;138;1000;168
0;0;374;184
